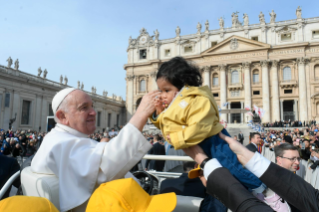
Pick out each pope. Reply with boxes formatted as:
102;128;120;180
31;88;160;212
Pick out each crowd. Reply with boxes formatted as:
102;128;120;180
262;119;317;128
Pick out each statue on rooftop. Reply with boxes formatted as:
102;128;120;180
196;22;202;33
175;26;181;37
77;81;80;89
231;12;241;28
37;67;42;77
6;57;12;68
218;17;224;28
205;20;209;32
259;11;265;24
43;69;48;79
64;76;68;85
14;59;19;70
269;10;276;23
154;29;159;40
81;82;84;90
60;75;63;84
243;13;249;26
296;6;302;19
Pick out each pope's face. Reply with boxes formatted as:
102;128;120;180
66;90;96;135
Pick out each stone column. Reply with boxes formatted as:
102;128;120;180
271;60;280;122
150;71;158;90
203;66;211;88
243;62;251;122
280;100;284;121
261;60;270;123
294;99;299;121
0;88;5;128
297;57;308;121
126;75;135;121
241;101;244;123
228;103;231;123
219;64;227;121
305;59;312;120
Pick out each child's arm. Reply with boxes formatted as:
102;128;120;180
169;97;224;149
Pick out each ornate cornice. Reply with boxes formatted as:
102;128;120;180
126;75;135;81
203;66;211;73
296;57;305;65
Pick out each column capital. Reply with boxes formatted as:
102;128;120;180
202;66;211;73
150;71;157;78
126;74;135;81
296;57;306;65
260;60;269;67
271;60;279;67
242;62;251;69
218;64;227;71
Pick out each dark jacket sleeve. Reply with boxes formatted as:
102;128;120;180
246;143;257;153
260;162;319;212
206;167;272;212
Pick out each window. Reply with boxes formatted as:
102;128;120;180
140;80;146;92
211;41;217;47
5;93;10;107
313;31;319;39
21;100;31;125
253;91;260;95
107;113;111;128
213;93;219;97
139;49;147;59
231;71;239;84
184;46;193;53
165;49;171;57
253;70;259;83
281;33;292;41
283;66;292;81
212;73;219;86
251;36;258;41
231;90;240;97
284;89;293;94
315;65;319;80
97;111;101;127
48;104;54;116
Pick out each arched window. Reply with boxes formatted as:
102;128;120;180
213;73;219;86
315;65;319;80
253;70;259;83
231;70;239;84
140;80;146;92
283;66;292;81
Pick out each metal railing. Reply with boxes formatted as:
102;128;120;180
143;155;193;162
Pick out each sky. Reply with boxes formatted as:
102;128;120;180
0;0;318;100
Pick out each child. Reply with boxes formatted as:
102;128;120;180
150;57;290;211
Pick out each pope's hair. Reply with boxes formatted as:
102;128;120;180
54;94;71;123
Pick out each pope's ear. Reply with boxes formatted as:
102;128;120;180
56;110;67;123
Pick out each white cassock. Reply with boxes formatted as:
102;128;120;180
31;123;151;212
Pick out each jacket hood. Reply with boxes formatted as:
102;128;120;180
180;86;215;104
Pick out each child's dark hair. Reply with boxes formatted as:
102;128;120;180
156;57;202;90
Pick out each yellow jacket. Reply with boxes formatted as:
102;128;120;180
150;86;224;149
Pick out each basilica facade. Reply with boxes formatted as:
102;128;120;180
125;8;319;123
0;64;125;132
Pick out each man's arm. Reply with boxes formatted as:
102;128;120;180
97;123;152;184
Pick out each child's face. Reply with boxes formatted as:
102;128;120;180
156;78;179;108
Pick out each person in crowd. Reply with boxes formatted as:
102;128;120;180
0;155;20;200
184;133;319;212
145;134;166;171
238;131;244;144
283;135;293;144
151;57;267;208
25;140;36;157
163;143;186;173
300;137;311;161
31;87;160;212
246;132;261;153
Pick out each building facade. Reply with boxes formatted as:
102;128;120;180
0;64;126;132
125;9;319;123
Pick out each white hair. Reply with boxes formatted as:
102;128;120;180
54;94;71;123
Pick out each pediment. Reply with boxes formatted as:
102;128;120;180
201;35;270;56
276;26;298;33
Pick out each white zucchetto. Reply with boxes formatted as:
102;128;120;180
52;88;77;115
